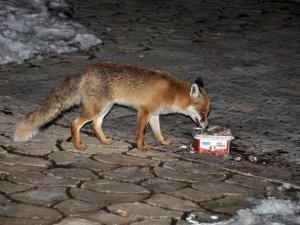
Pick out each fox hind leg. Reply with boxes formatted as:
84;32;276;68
149;115;170;145
71;101;107;150
71;111;95;150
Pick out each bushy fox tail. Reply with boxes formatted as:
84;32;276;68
14;74;82;142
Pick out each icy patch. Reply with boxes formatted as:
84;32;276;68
0;0;101;65
277;183;292;192
187;199;300;225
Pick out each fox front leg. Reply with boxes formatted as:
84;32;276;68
91;104;113;145
149;115;170;145
136;108;150;151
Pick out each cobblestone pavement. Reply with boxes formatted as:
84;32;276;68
0;0;300;224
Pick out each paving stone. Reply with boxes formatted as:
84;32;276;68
0;216;52;225
55;52;91;61
102;123;137;144
0;135;12;146
0;124;15;134
93;153;159;166
192;181;261;196
146;194;202;212
225;162;293;182
53;218;101;225
0;173;5;180
48;151;90;166
149;138;191;152
9;140;58;156
11;186;68;206
8;171;79;187
71;158;119;171
176;220;191;225
61;138;130;155
225;174;270;190
163;161;226;175
54;199;101;216
0;163;45;175
106;43;147;54
71;187;149;205
108;202;183;219
43;124;73;138
141;178;187;193
0;203;62;223
131;218;172;225
82;179;150;194
34;132;69;142
0;152;51;168
0;114;16;126
128;148;179;162
0;193;10;204
101;166;154;183
154;167;226;182
0;146;7;154
46;168;97;181
0;97;37;115
0;180;33;194
84;211;137;225
200;195;252;215
172;188;223;203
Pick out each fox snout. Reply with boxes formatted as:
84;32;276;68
187;108;209;130
194;116;208;130
199;113;209;130
199;120;208;130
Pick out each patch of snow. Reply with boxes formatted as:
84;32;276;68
0;0;101;65
187;199;300;225
277;183;292;192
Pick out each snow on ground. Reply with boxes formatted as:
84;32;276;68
187;198;300;225
0;0;101;65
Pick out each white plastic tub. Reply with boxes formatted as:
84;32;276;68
192;127;234;156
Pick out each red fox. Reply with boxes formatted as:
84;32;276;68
14;62;210;151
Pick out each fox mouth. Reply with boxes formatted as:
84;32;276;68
200;123;208;130
195;118;201;128
194;118;203;128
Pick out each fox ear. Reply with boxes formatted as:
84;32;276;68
195;77;204;88
190;83;200;98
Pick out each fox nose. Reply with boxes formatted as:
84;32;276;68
202;124;208;130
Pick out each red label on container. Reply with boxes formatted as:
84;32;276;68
194;138;201;153
194;137;231;156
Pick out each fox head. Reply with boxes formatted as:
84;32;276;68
186;77;210;129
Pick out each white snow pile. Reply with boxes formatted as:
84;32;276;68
0;0;102;65
187;198;300;225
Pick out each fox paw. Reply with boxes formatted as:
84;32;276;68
160;139;171;145
75;143;87;151
137;144;149;151
102;138;113;145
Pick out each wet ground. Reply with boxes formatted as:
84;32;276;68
0;0;299;224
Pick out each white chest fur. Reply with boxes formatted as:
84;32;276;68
112;99;186;116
